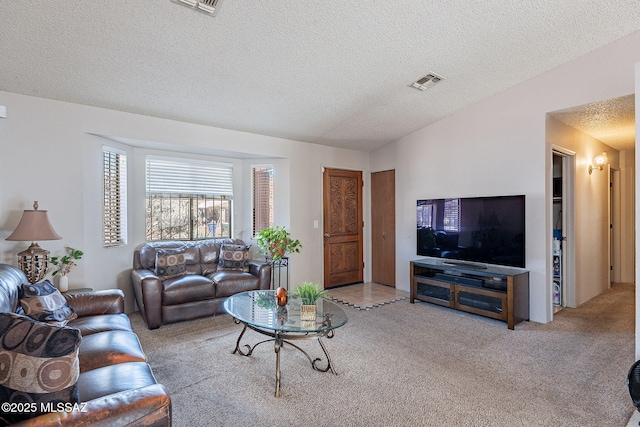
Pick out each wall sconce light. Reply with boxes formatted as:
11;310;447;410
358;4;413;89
5;201;62;283
588;152;608;175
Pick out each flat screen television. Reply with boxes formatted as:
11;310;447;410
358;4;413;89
417;195;525;268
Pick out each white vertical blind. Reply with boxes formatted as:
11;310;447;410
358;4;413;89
252;165;274;235
417;203;434;228
443;198;460;231
103;147;127;247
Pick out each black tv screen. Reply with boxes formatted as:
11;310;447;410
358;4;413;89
417;195;525;268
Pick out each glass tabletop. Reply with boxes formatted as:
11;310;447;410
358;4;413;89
224;290;348;333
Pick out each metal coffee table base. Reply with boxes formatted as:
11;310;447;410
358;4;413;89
231;319;337;397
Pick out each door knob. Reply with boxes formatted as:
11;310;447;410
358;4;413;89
324;233;331;238
383;232;387;239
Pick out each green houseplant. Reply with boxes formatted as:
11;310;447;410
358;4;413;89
291;282;327;321
50;247;83;292
255;226;302;261
291;282;327;305
50;247;84;277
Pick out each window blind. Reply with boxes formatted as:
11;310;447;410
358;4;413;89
417;203;434;229
146;157;233;197
103;148;127;247
252;166;273;235
443;198;460;231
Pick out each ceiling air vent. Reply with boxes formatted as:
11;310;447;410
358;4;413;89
411;72;444;91
173;0;225;16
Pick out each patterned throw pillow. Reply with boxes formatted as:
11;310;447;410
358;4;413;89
0;312;81;424
155;248;187;280
217;244;250;272
19;280;77;327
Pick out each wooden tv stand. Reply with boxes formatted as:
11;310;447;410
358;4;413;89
410;258;529;330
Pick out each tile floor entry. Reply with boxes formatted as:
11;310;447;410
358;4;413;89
326;282;409;310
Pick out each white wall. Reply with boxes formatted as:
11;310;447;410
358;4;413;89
372;31;640;324
620;150;636;284
546;116;628;306
0;92;369;313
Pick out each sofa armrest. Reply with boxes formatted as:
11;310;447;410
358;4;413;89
11;384;171;427
131;269;163;329
248;260;272;290
65;290;125;317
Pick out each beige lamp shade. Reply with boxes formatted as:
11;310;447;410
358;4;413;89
6;202;62;242
5;201;62;284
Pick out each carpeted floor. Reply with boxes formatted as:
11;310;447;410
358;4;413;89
131;283;635;427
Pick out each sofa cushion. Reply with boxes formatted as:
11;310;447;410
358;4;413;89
0;312;81;424
19;280;77;326
199;241;221;263
198;240;223;275
78;362;158;402
0;264;26;314
67;313;133;336
162;274;216;305
139;241;186;269
155;248;188;280
209;271;259;297
78;330;147;373
217;244;250;272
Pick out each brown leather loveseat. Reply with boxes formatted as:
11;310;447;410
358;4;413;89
0;263;171;426
131;239;271;330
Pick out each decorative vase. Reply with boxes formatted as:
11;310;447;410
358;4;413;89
300;304;316;321
58;275;68;292
276;287;288;306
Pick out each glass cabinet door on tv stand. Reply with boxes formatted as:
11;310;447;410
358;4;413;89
410;258;529;330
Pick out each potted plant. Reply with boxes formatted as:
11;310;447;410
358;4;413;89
50;247;83;292
255;226;302;261
291;281;327;320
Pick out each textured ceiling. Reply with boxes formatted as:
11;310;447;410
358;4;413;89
549;95;636;151
0;1;639;152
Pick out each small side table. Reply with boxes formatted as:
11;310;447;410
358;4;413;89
267;257;289;290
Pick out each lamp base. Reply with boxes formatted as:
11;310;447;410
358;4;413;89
17;242;50;284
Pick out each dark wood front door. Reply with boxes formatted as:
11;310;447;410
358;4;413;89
323;168;363;288
371;170;396;287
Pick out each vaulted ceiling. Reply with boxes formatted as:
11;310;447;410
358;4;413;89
1;1;638;152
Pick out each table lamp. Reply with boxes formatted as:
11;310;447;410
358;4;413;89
6;201;62;283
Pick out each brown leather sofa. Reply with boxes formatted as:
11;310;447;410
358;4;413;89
131;239;271;330
0;263;171;426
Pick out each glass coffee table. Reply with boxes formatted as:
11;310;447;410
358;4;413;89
224;290;348;397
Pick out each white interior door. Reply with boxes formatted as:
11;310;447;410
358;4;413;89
552;148;576;310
